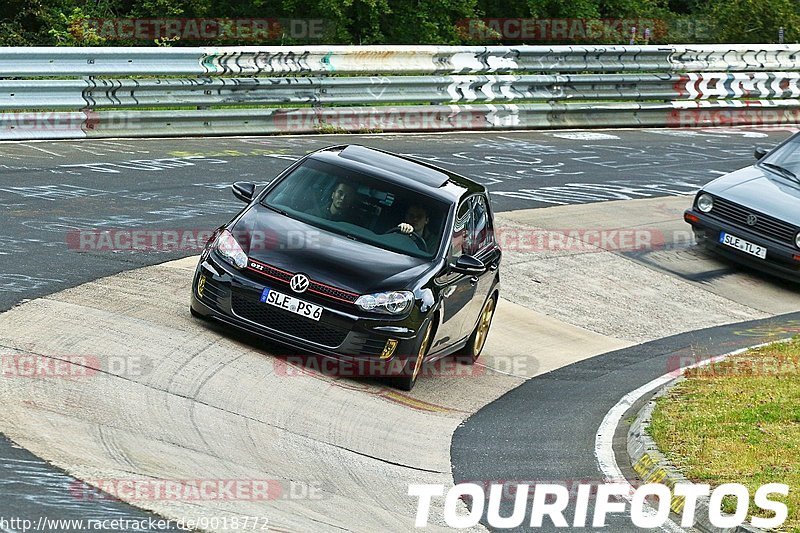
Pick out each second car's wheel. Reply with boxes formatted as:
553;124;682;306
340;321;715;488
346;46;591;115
457;295;496;365
393;321;433;392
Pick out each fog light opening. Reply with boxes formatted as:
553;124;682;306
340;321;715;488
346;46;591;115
197;275;207;298
380;339;398;359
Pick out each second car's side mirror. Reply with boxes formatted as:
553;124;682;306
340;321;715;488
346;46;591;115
754;147;769;160
232;181;256;203
451;255;486;275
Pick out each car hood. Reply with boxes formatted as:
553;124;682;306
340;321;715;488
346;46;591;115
704;165;800;224
231;205;436;294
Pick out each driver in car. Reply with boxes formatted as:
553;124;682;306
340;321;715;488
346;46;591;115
395;205;434;253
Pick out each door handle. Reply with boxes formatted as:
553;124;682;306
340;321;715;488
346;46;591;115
488;263;498;272
469;276;479;285
443;286;456;298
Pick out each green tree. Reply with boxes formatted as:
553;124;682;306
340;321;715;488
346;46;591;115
704;0;800;43
382;0;477;44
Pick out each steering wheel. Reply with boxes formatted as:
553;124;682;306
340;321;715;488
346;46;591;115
386;226;428;251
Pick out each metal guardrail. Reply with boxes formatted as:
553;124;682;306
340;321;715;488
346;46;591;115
3;45;800;76
1;45;799;139
4;73;800;110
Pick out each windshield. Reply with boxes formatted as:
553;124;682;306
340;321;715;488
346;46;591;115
262;158;449;259
760;136;800;182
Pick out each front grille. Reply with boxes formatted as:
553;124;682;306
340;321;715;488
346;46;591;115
231;290;349;348
308;281;359;303
709;196;798;246
248;261;293;283
246;258;359;304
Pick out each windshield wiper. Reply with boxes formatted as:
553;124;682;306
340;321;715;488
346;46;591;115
762;162;800;183
260;202;289;216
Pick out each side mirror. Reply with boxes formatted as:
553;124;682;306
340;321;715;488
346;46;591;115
232;181;256;203
754;147;768;160
451;255;486;275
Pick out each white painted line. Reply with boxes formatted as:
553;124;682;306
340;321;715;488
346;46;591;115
594;338;791;532
547;132;621;140
18;143;64;157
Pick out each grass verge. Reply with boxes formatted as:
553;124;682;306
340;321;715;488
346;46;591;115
649;338;800;532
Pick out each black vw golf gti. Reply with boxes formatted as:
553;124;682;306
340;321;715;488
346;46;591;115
191;145;501;390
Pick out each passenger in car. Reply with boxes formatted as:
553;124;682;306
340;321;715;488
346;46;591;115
313;181;364;226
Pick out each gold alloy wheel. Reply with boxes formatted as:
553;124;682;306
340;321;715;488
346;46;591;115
412;323;432;381
473;297;496;357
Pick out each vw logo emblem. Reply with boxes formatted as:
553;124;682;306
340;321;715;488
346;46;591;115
746;214;758;226
290;273;310;293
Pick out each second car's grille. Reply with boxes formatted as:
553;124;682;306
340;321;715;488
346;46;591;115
710;196;798;245
231;290;348;348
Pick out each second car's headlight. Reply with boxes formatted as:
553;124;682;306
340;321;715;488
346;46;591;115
697;193;714;213
355;291;414;315
214;229;248;269
795;232;800;249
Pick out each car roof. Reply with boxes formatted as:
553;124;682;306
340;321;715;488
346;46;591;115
307;144;484;203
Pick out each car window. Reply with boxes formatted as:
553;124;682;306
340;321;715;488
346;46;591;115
451;200;473;258
263;158;449;259
762;135;800;176
472;195;494;254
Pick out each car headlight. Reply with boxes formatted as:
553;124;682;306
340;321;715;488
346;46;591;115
795;232;800;249
696;193;714;213
355;291;414;315
214;229;248;269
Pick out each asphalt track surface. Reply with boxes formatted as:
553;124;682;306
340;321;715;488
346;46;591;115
1;127;792;313
0;127;797;531
451;313;800;532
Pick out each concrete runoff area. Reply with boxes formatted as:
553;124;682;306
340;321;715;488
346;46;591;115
0;257;625;532
0;196;799;530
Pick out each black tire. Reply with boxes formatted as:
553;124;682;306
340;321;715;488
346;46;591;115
456;295;497;365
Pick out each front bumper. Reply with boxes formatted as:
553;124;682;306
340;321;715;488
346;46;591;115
684;209;800;281
190;251;426;373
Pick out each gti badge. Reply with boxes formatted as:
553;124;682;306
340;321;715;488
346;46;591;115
290;273;310;293
746;214;758;226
